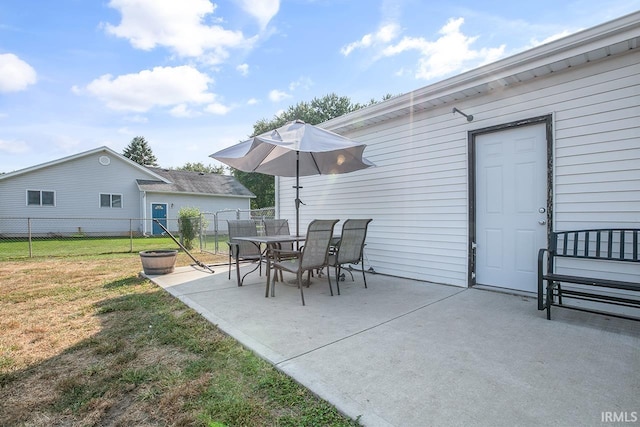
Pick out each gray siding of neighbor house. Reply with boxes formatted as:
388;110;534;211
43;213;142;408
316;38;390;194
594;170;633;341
143;192;250;234
276;24;640;287
0;151;156;235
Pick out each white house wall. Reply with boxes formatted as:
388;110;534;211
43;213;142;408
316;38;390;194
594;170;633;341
0;152;150;235
277;42;640;288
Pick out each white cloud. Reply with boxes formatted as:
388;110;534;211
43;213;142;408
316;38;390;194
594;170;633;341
382;17;505;80
0;138;30;154
170;104;200;118
124;115;149;123
528;29;576;48
237;0;279;30
247;98;259;105
237;63;249;76
268;89;291;102
341;23;401;56
0;54;37;93
77;65;215;112
288;76;313;91
103;0;252;64
204;102;231;115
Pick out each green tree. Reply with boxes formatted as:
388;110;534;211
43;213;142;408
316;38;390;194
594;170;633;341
176;162;225;174
234;93;389;208
122;136;158;166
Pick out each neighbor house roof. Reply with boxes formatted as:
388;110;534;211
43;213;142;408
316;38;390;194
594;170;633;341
137;167;255;198
0;146;169;182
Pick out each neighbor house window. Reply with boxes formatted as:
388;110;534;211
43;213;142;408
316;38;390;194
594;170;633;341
100;193;122;208
27;190;55;206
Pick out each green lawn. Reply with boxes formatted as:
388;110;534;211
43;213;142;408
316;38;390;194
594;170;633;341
0;254;360;426
0;235;228;260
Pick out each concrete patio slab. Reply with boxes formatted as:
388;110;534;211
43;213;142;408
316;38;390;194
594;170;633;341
146;264;640;427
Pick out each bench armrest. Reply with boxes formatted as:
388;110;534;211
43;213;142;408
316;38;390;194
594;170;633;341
537;248;550;310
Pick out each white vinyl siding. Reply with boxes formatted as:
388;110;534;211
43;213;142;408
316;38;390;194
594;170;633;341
1;152;152;234
277;41;640;288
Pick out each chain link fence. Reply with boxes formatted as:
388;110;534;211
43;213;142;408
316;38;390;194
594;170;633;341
200;207;275;254
0;208;275;260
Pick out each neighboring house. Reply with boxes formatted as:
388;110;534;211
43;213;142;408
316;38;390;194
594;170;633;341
0;146;254;236
275;12;640;294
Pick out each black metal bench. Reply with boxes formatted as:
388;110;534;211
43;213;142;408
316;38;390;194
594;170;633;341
537;229;640;321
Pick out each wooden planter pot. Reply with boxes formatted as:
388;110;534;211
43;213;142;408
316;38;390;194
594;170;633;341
139;250;178;275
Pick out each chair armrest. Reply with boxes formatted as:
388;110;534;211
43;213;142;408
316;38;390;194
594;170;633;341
269;248;301;258
227;241;240;257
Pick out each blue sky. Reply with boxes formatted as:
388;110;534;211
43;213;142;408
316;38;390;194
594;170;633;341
1;0;638;173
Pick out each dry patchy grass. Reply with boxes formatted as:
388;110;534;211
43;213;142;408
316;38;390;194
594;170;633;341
0;252;358;426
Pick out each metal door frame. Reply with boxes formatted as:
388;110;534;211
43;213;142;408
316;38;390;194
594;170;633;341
467;114;553;287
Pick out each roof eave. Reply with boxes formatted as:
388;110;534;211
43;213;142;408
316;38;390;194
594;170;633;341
324;11;640;133
0;146;171;183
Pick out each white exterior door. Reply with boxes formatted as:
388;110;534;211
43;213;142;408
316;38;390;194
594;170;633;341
475;124;548;292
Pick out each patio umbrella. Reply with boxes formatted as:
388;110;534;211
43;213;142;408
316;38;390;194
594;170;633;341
210;120;375;238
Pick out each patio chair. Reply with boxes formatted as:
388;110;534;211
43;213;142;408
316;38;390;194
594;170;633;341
263;218;291;237
328;219;372;295
263;219;296;281
269;219;339;305
227;219;262;286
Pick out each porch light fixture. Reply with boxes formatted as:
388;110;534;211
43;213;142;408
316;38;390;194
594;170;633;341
452;107;474;122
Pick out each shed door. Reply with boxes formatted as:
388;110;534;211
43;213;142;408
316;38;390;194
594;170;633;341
475;124;547;293
152;203;168;235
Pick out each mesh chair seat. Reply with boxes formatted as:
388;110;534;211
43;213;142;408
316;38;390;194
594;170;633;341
227;219;262;286
269;219;339;305
327;219;372;294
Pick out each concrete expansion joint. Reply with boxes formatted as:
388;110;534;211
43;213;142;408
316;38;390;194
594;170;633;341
276;288;469;366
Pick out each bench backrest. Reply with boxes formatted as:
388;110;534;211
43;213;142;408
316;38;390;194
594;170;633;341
550;229;640;262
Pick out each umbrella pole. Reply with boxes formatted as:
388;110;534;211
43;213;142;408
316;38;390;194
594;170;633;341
295;151;300;249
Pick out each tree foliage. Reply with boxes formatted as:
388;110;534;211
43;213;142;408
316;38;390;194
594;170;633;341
122;136;158;166
233;93;390;209
178;206;208;250
176;162;225;174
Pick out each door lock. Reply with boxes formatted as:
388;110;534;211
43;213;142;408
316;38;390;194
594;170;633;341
538;207;546;213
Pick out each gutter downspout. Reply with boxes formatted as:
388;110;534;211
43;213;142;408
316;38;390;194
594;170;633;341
141;191;147;235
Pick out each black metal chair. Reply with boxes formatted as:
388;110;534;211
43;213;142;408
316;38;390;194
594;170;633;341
227;219;262;286
269;219;339;305
328;219;372;294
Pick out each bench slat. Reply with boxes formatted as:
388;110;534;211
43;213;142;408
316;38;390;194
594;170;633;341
543;273;640;291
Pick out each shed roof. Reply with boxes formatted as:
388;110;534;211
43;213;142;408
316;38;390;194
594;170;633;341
138;167;255;198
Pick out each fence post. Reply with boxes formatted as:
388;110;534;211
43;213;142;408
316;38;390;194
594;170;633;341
214;212;219;253
129;219;133;252
199;213;204;251
28;217;32;258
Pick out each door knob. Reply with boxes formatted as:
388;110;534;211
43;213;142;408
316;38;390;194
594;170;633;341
538;219;547;225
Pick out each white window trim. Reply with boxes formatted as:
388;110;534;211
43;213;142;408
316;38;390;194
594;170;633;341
99;193;123;208
26;189;56;207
